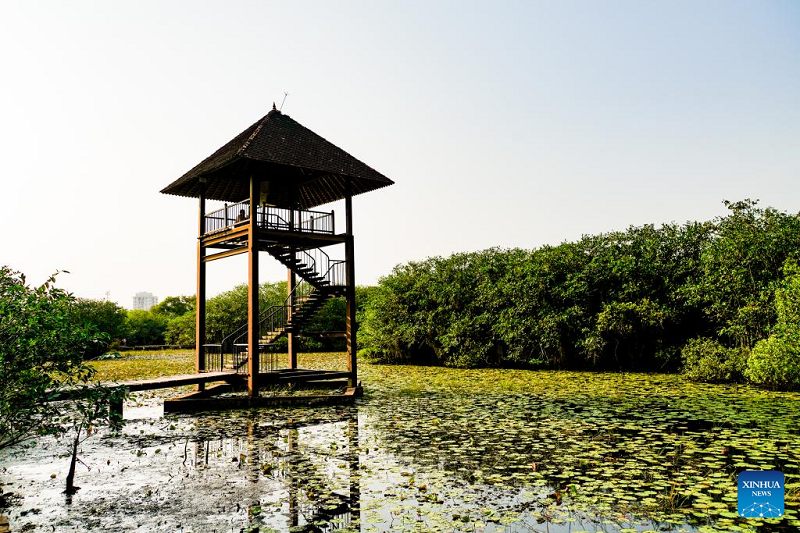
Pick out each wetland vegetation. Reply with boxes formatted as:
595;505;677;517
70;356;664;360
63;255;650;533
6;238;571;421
361;200;800;390
68;200;800;390
65;199;800;390
3;199;800;531
1;352;798;532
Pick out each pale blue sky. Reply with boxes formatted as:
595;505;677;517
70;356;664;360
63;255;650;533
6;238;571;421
1;1;798;305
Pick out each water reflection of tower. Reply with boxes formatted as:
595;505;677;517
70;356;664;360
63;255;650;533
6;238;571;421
283;408;361;531
186;408;361;531
348;412;361;527
288;422;298;527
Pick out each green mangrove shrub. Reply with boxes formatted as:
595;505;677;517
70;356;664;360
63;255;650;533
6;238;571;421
681;337;747;383
360;200;800;379
0;267;119;450
746;260;800;389
746;325;800;389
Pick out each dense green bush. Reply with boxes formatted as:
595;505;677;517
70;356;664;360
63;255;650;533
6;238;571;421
124;310;168;346
151;295;194;318
164;311;195;346
359;200;800;382
681;338;747;383
359;250;523;367
0;267;102;449
360;225;714;370
745;260;800;389
693;200;800;348
746;324;800;389
70;298;127;355
774;260;800;324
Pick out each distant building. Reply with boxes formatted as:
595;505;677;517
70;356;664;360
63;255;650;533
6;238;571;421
133;291;158;311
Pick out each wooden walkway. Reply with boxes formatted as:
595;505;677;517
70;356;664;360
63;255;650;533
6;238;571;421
48;371;241;401
48;369;352;402
45;370;358;413
164;385;360;412
103;371;241;392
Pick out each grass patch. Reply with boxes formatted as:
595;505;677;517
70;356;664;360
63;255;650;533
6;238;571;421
89;350;194;382
88;351;349;383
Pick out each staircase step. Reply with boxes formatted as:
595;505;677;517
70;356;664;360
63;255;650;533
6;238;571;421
218;251;343;346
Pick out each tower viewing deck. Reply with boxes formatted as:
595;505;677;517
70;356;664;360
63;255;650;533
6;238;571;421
203;202;335;236
160;104;393;399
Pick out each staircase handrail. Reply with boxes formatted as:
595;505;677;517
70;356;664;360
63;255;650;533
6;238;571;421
322;259;346;287
296;248;318;276
296;247;346;287
286;278;315;307
221;305;282;350
215;280;316;352
232;304;288;346
296;248;337;283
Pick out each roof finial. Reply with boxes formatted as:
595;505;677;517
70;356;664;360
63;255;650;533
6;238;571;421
272;102;277;111
280;92;289;112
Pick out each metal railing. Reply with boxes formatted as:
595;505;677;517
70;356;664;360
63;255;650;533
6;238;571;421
205;280;319;373
287;278;316;310
295;247;346;287
203;299;286;372
203;200;251;234
203;203;334;236
258;206;335;234
231;304;288;372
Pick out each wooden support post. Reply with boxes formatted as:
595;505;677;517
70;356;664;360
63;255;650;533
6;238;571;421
196;179;207;391
287;184;298;370
287;268;298;369
247;176;260;396
345;182;357;387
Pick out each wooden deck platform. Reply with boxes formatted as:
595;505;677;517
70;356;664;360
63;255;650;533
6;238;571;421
48;369;356;413
48;371;242;401
163;384;361;412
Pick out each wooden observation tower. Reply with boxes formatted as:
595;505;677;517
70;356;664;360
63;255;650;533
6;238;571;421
161;105;393;397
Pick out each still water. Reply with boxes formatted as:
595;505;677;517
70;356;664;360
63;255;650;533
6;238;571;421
1;366;798;532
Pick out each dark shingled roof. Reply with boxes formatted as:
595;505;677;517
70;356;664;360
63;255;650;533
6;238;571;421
161;107;393;208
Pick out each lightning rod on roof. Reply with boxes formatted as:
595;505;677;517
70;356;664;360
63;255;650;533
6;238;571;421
280;92;289;112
